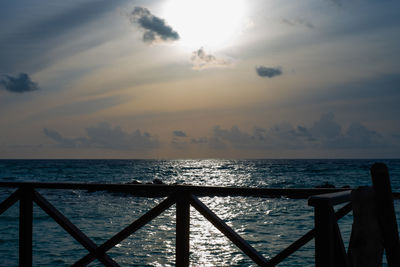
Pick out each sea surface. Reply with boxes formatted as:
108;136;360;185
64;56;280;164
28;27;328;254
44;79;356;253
0;159;399;266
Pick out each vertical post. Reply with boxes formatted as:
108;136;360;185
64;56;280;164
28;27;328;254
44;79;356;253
19;186;33;267
176;190;190;267
347;187;384;267
371;163;400;267
313;204;335;267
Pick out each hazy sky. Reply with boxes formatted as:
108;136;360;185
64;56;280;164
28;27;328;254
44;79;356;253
1;0;400;158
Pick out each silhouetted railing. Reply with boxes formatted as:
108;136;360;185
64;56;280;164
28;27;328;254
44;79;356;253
308;163;400;267
0;164;399;266
309;191;352;267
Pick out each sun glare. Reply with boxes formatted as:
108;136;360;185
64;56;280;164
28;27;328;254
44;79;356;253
163;0;246;50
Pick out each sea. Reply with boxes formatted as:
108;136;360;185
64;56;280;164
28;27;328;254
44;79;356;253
0;159;399;266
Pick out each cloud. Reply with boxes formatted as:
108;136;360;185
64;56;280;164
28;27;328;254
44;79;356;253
173;130;187;137
206;124;310;150
129;7;179;44
191;48;232;70
310;112;341;139
0;73;40;93
322;122;384;149
44;122;159;151
43;128;88;148
191;113;386;151
282;18;314;29
255;66;282;78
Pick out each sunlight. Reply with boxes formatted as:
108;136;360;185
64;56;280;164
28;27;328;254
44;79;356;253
163;0;246;50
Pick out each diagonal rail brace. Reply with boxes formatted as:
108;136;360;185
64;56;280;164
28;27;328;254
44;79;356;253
269;202;352;265
189;194;270;266
0;189;21;215
32;190;119;266
72;195;176;266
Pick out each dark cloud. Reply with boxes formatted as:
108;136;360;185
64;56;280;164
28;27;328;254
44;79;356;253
310;112;341;139
44;122;159;151
129;7;179;44
0;73;40;93
322;122;384;149
43;128;87;148
173;130;187;137
191;48;232;70
192;113;386;151
282;18;314;29
255;66;282;78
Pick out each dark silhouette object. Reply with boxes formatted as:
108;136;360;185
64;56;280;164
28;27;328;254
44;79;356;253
309;190;350;267
370;163;400;266
347;186;383;267
315;182;336;188
309;162;400;267
152;179;164;184
126;180;141;185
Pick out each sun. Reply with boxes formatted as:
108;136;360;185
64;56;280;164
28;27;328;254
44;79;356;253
163;0;247;50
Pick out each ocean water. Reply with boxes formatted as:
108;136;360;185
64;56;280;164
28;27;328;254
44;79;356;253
0;159;399;266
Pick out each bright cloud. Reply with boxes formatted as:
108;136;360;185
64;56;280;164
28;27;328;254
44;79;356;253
191;48;232;70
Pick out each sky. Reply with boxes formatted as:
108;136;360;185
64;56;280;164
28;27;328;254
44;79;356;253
1;0;400;159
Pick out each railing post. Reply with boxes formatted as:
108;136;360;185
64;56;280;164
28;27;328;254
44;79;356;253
347;186;384;267
309;193;349;267
176;189;190;267
313;204;335;267
371;163;400;266
19;186;33;267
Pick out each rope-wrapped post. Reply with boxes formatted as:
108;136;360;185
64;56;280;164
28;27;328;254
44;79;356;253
371;163;400;267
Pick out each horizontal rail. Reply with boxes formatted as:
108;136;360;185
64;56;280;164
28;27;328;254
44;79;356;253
308;190;352;207
0;182;354;198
